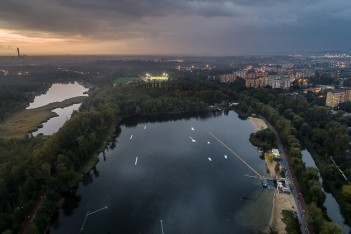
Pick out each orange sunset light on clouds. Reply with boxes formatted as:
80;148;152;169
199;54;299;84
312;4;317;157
0;29;104;55
1;0;351;56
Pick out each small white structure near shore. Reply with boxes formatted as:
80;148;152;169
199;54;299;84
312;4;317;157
272;149;281;160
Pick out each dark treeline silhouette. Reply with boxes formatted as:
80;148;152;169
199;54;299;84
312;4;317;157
0;61;350;233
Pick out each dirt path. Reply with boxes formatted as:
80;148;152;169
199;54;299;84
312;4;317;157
21;192;46;234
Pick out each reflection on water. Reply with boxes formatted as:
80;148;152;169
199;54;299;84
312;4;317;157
51;111;274;234
120;111;224;128
27;82;88;109
33;103;81;136
302;150;350;233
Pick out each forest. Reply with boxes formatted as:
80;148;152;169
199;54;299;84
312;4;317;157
235;87;350;233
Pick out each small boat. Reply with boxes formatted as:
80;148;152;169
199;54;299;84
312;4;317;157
135;157;138;165
144;126;147;129
224;155;227;159
191;126;195;131
130;135;133;140
208;157;212;161
207;141;210;144
261;179;268;188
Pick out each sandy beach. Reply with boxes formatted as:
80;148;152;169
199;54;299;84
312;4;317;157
249;116;268;131
267;191;296;234
249;116;296;234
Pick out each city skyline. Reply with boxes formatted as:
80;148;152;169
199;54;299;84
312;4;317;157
1;0;351;56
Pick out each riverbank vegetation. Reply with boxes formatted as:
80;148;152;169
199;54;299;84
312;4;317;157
249;128;278;151
0;96;87;138
1;61;351;233
235;88;351;233
282;210;301;234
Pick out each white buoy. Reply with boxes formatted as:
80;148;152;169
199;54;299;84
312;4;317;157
189;136;196;142
135;157;138;165
224;155;227;159
130;135;133;140
160;220;164;234
208;157;212;161
207;141;210;144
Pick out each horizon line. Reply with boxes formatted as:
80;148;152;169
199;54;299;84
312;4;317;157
0;53;345;58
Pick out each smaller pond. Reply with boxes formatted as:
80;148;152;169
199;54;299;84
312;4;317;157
33;103;81;136
27;82;89;109
302;150;350;233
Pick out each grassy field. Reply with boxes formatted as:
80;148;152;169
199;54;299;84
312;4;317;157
0;96;87;138
114;77;137;84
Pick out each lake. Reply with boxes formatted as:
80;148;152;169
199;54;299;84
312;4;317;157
302;150;350;233
28;82;89;136
27;82;89;109
32;103;81;136
51;111;274;234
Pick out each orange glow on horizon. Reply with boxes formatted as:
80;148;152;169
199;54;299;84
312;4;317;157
0;29;113;55
0;28;175;56
0;29;86;44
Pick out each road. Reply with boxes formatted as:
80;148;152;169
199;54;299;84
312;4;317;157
21;191;46;234
265;119;310;234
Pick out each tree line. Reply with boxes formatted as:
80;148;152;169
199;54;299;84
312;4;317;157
233;86;349;233
0;79;231;233
1;73;351;233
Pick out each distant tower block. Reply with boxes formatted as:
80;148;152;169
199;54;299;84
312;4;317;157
17;47;21;59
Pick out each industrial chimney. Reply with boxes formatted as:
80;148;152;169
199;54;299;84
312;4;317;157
17;47;21;59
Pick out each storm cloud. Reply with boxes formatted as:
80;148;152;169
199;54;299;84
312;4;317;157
0;0;350;55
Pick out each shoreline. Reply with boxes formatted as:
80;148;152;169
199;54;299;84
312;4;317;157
249;116;268;130
0;96;87;138
249;116;296;234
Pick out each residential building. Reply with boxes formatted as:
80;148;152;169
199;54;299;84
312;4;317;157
326;90;344;108
218;73;237;83
234;70;246;78
265;75;291;89
245;77;265;88
344;89;351;101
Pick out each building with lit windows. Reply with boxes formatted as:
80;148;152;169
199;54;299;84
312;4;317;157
245;77;265;88
325;89;351;108
264;75;291;89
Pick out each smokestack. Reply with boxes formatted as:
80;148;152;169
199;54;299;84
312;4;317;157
17;47;21;59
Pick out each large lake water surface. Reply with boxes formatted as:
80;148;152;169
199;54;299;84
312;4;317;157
51;111;274;234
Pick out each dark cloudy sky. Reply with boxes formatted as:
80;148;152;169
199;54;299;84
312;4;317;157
0;0;350;55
